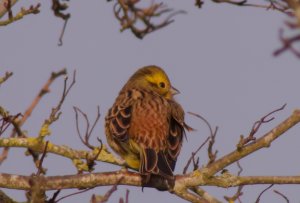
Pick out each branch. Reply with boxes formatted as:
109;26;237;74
273;189;289;203
0;137;124;167
171;109;300;193
203;109;300;177
0;189;17;203
0;69;67;165
2;171;300;202
0;0;18;18
91;178;123;203
112;0;186;39
237;104;286;149
255;184;273;203
0;71;13;86
0;2;40;26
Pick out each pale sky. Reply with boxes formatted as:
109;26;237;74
1;0;300;202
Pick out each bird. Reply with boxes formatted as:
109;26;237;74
105;65;192;182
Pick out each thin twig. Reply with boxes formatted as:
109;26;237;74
187;112;219;165
0;71;13;86
255;184;274;203
0;69;66;165
183;136;210;174
73;106;101;150
113;0;186;39
47;190;61;203
58;18;69;46
119;189;130;203
237;103;286;149
0;2;40;26
91;177;124;203
274;29;300;58
224;185;243;203
273;189;289;203
36;141;49;175
55;187;94;203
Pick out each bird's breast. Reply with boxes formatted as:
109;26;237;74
128;97;169;150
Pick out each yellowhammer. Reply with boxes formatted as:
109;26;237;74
105;65;191;180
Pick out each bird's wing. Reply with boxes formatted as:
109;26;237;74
167;100;193;171
105;89;139;142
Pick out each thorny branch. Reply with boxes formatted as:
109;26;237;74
113;0;186;39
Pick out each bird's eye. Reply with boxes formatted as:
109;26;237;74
159;82;165;88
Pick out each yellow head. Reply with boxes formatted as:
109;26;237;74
125;65;179;99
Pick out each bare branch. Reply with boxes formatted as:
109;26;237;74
119;189;129;203
0;137;124;167
0;111;22;137
73;106;101;150
224;186;243;203
0;2;40;26
187;112;219;165
0;69;66;165
47;190;61;203
44;70;76;126
274;29;300;58
58;18;69;46
0;0;18;18
55;187;94;203
36;141;49;176
184;109;300;180
91;178;123;203
236;161;243;176
0;189;18;203
113;0;186;39
255;184;274;203
52;0;70;20
274;189;289;203
237;103;286;149
0;71;13;86
183;136;210;174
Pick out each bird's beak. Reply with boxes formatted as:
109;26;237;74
170;86;180;95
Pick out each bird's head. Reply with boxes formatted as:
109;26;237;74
126;65;179;99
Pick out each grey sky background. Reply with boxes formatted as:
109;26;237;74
1;0;300;202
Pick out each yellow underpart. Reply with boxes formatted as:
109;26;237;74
122;139;141;170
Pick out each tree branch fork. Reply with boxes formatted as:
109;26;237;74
1;109;300;202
